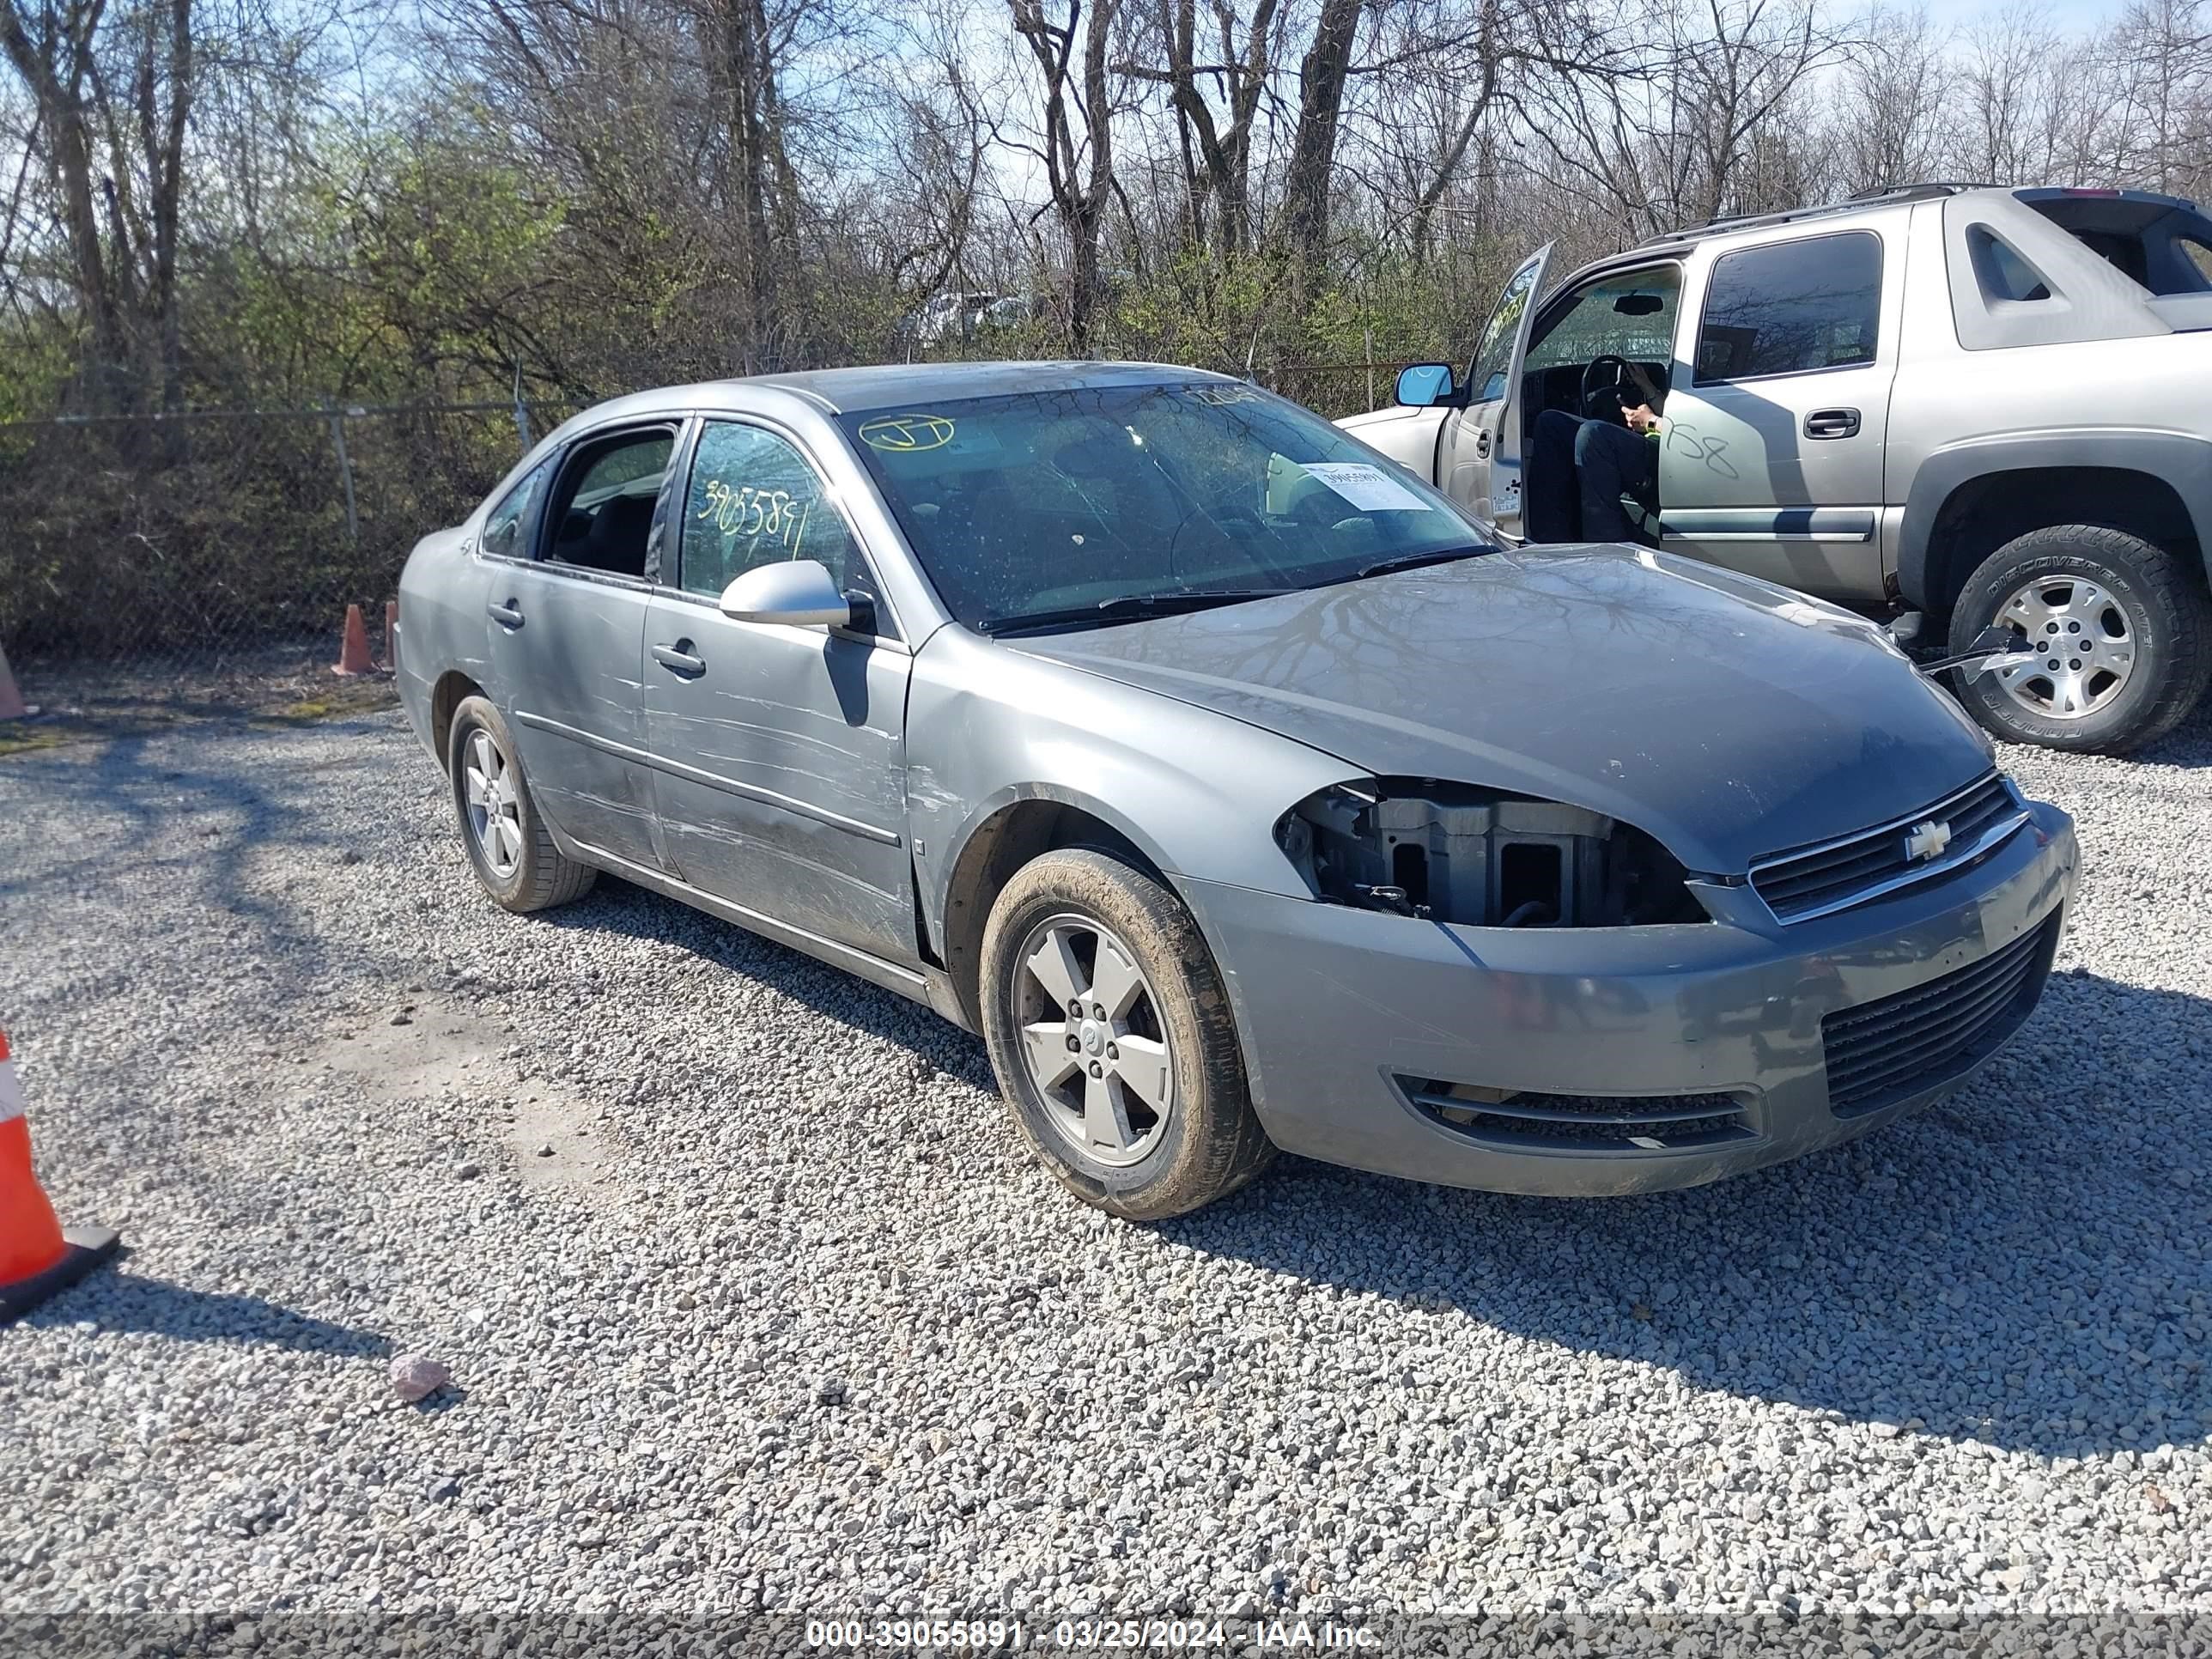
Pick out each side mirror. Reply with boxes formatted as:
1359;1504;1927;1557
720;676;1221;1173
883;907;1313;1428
719;560;852;629
1395;362;1455;407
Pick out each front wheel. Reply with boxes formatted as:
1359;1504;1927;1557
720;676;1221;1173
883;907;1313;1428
978;849;1274;1220
1949;526;2211;754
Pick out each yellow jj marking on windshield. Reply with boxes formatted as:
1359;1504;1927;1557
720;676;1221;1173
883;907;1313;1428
858;414;957;452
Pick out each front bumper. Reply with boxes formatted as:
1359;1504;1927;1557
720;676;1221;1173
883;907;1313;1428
1183;801;2077;1197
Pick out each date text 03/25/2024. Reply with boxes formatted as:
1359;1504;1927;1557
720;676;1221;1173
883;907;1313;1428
805;1619;1382;1650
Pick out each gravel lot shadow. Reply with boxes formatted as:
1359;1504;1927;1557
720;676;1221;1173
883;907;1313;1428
0;727;369;964
1160;965;2211;1460
535;875;1000;1091
524;868;2208;1459
18;1269;394;1357
2132;696;2212;767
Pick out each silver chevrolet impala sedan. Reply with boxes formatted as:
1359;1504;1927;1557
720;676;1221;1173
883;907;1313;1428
395;361;2078;1218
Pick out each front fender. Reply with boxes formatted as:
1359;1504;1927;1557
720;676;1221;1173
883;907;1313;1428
906;628;1352;945
1895;428;2212;611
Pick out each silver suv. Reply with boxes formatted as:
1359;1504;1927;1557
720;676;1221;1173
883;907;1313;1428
1345;183;2212;753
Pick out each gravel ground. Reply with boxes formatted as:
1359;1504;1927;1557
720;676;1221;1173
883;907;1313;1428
1;700;2208;1648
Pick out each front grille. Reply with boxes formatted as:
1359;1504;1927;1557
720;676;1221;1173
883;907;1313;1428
1822;914;2058;1115
1751;774;2026;923
1396;1079;1755;1152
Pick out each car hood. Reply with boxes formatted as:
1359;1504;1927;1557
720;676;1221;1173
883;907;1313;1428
1012;546;1996;875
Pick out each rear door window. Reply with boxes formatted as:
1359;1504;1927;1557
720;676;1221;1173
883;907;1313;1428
545;429;674;580
482;461;550;560
1693;232;1884;384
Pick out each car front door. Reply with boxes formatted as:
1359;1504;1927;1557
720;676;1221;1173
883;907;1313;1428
480;423;680;869
1434;244;1552;538
641;416;915;963
1655;224;1901;601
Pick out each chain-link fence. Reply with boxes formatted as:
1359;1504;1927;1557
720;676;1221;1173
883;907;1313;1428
0;398;580;662
0;360;1415;725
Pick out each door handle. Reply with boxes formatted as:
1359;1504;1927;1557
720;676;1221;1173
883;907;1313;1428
1474;428;1492;459
652;641;706;677
1804;407;1861;440
487;599;523;628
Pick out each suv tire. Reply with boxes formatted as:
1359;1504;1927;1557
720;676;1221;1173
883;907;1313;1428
979;849;1274;1219
447;696;599;913
1949;526;2211;754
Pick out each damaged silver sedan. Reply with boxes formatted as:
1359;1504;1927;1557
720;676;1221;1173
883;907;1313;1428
395;362;2077;1218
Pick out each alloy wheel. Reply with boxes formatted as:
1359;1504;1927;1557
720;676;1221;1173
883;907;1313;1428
1011;913;1175;1167
463;728;524;879
1990;574;2136;720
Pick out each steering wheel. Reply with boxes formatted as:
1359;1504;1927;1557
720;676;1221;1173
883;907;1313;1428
1581;354;1634;422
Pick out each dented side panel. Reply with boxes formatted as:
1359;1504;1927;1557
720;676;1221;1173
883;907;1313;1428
642;593;917;963
907;626;1353;944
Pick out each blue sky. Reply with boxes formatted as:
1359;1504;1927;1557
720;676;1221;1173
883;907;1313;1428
1910;0;2117;33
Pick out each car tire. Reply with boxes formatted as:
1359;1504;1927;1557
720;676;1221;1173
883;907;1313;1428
979;848;1274;1220
447;695;598;914
1949;525;2212;755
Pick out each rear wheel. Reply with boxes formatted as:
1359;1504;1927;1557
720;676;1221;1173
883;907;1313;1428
447;695;597;913
979;849;1273;1220
1949;526;2211;754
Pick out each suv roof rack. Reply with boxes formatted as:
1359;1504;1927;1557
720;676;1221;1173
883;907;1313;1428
1636;181;2000;248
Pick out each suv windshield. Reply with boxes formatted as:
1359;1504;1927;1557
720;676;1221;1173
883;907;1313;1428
836;383;1491;633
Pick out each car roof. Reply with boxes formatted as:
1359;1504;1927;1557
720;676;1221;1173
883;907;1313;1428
741;359;1234;415
532;360;1247;466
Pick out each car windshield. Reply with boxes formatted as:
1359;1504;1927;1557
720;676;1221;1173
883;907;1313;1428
835;382;1492;632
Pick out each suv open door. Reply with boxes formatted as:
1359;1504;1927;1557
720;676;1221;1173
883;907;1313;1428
1437;244;1551;538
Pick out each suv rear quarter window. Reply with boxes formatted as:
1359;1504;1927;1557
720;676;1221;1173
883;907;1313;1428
1693;231;1883;384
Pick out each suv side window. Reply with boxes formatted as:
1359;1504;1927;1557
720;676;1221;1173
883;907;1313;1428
482;461;550;560
680;421;886;628
1693;232;1883;384
1967;227;2053;303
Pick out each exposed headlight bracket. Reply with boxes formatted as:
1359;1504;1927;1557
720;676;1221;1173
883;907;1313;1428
1277;779;1708;927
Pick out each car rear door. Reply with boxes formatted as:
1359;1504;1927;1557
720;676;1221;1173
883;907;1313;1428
1433;244;1552;538
480;422;680;870
1655;221;1902;601
641;415;916;963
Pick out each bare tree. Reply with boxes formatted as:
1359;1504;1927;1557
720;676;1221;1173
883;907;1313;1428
1006;0;1126;346
0;0;195;411
1276;0;1364;280
1519;0;1848;235
1830;5;1953;195
1121;0;1282;254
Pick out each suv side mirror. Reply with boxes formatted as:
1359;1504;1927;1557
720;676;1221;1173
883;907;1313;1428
1395;363;1455;407
719;560;852;629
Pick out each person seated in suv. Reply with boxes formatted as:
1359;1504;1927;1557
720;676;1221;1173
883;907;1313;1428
1525;366;1664;545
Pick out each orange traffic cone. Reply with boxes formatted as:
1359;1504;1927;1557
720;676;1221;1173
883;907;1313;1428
332;603;376;677
0;1029;119;1322
0;639;36;720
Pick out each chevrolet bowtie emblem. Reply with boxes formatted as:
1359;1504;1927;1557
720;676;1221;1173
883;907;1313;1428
1904;818;1953;863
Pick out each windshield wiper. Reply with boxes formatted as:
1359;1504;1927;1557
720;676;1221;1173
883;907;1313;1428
977;588;1292;636
1353;546;1490;580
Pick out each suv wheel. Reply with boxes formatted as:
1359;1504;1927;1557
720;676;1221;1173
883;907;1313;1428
447;696;599;913
1949;525;2212;754
978;849;1274;1220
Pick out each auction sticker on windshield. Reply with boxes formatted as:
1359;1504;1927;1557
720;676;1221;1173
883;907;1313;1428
1300;462;1431;513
